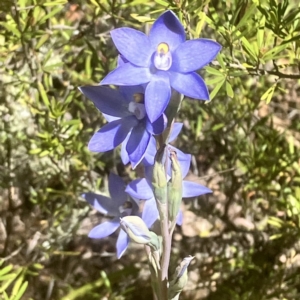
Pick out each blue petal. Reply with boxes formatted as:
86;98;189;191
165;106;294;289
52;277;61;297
82;192;120;216
169;122;183;142
146;113;167;135
144;166;154;184
88;116;138;152
116;229;129;258
117;55;128;67
142;136;156;166
108;173;127;206
126;125;151;168
142;197;159;228
121;139;130;165
103;113;120;122
125;178;154;200
172;39;221;73
101;63;151;86
176;210;183;226
149;11;185;50
182;181;212;198
79;86;130;118
145;75;171;123
111;28;152;67
88;217;120;239
169;71;209;100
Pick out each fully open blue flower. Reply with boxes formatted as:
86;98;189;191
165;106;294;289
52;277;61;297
82;173;155;258
125;155;212;228
101;10;221;122
79;85;166;168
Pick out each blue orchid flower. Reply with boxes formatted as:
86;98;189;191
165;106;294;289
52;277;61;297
79;84;166;168
125;153;212;228
101;10;221;122
82;173;154;258
121;122;191;174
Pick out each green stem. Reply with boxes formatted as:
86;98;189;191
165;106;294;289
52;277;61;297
152;91;183;299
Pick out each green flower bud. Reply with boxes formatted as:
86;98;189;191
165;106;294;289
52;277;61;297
168;151;183;224
168;256;194;300
120;216;160;251
152;145;168;205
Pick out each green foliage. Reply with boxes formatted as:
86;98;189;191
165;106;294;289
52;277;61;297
0;260;28;300
0;0;300;299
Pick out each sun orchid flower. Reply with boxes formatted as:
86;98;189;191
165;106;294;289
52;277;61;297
125;155;212;228
121;122;191;173
82;173;153;258
101;10;221;122
79;85;166;168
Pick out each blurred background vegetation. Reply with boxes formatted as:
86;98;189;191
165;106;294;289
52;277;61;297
0;0;300;299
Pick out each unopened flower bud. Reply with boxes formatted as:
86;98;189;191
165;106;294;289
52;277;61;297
168;256;194;300
120;216;160;251
152;145;168;205
168;150;183;224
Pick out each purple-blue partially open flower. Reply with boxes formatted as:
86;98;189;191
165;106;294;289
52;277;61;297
125;155;212;228
79;85;166;168
101;10;221;122
121;122;191;174
82;173;157;257
82;173;139;258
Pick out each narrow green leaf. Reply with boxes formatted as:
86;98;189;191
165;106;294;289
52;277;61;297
212;123;225;131
29;148;42;155
257;16;265;49
0;275;17;293
196;12;206;36
233;3;257;31
3;291;9;300
226;81;234;98
43;0;67;6
209;78;225;100
0;274;16;282
205;76;226;85
241;37;257;61
38;82;50;107
38;6;62;24
39;150;50;157
217;54;226;70
154;0;169;6
269;233;283;240
61;278;104;300
0;265;13;277
85;54;92;78
43;62;63;72
283;34;300;44
261;84;276;104
35;34;50;50
90;0;100;6
268;216;284;228
205;66;224;76
0;22;20;38
130;14;153;23
11;274;24;299
42;49;53;66
13;281;28;300
262;43;289;61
